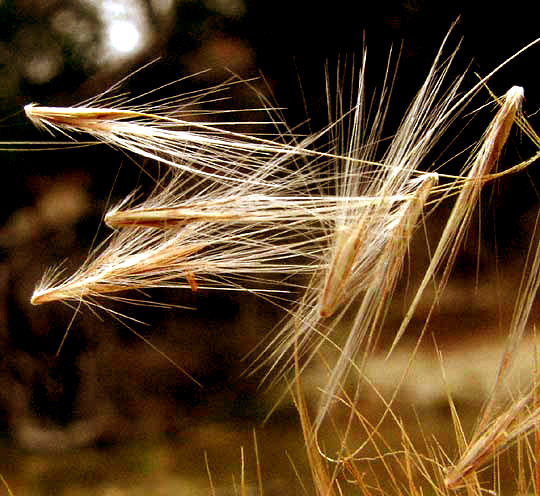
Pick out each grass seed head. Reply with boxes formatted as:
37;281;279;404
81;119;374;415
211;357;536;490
393;85;525;353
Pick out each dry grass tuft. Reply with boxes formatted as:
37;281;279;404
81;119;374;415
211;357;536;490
21;29;540;496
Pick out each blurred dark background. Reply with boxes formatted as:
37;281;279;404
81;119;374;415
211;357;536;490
1;0;540;477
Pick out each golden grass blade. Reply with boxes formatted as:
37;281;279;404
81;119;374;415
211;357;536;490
442;207;540;490
291;342;336;496
0;474;15;496
205;451;217;496
477;211;540;429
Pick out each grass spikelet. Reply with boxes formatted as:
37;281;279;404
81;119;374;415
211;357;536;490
30;215;322;306
444;208;540;489
23;74;314;184
30;231;208;305
253;40;466;429
314;173;438;429
104;193;404;230
392;85;525;353
444;386;540;489
316;46;454;319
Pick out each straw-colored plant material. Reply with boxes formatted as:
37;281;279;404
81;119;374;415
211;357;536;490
444;208;540;490
28;53;435;311
29;210;324;306
392;85;525;353
25;31;540;439
444;386;540;489
104;193;407;230
252;41;467;431
23;73;315;185
28;135;340;307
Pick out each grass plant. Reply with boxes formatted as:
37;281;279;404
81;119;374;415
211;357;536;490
17;28;540;496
